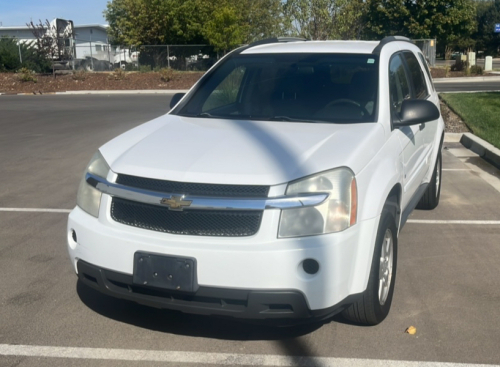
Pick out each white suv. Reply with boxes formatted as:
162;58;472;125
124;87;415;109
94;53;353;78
68;36;444;325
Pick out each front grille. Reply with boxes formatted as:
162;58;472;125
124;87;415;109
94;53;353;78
116;174;270;198
111;197;263;237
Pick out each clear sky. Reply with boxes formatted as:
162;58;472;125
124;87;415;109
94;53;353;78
0;0;110;27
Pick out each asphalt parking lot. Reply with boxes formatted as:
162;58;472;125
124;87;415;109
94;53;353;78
1;95;500;367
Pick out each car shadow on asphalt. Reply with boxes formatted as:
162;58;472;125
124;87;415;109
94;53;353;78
76;280;325;341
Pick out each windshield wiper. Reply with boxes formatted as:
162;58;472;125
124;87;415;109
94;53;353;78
268;115;318;123
196;112;215;118
195;113;254;120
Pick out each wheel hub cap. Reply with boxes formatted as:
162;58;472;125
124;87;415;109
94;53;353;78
378;229;394;305
436;156;441;197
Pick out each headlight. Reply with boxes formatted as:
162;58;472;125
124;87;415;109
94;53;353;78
76;151;110;217
278;168;357;238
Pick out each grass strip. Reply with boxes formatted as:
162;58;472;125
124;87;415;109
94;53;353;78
440;92;500;149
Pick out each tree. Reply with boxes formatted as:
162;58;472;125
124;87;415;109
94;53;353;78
202;0;284;52
474;0;500;56
283;0;366;40
0;37;22;72
104;0;209;46
203;7;246;53
0;37;52;73
365;0;477;55
105;0;215;69
105;0;283;48
241;0;285;42
26;19;74;74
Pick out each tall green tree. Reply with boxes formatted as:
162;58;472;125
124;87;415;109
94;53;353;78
365;0;477;53
244;0;285;41
202;0;284;52
105;0;283;50
474;0;500;55
203;6;246;53
104;0;210;45
283;0;366;40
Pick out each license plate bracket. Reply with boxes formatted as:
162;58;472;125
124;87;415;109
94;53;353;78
133;252;198;293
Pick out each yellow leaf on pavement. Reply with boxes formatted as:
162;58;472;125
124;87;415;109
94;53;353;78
405;326;417;335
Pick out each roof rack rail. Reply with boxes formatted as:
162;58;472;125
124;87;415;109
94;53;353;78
372;36;412;54
249;37;308;47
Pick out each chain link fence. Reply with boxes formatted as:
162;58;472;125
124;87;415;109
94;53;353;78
134;45;219;71
5;38;436;72
64;44;219;72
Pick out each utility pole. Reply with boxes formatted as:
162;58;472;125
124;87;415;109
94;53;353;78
89;29;94;71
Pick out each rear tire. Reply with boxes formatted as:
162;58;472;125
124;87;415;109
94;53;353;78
341;209;398;325
416;150;442;210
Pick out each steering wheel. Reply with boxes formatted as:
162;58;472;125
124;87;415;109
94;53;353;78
323;99;369;116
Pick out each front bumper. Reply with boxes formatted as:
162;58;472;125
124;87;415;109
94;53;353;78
68;201;379;314
77;260;359;320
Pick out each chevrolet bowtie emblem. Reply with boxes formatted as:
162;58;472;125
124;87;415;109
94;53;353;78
160;195;192;211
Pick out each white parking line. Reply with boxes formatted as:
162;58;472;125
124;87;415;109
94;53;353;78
442;168;471;171
0;208;71;213
0;344;497;367
1;209;499;225
407;220;500;224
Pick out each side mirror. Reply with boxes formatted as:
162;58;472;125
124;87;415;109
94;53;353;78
393;99;440;127
170;93;186;109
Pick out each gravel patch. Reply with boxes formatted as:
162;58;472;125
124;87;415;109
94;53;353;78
440;99;471;133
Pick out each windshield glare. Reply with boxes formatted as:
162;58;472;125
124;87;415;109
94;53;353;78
177;53;379;123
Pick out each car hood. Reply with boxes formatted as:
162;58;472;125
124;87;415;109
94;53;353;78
100;114;385;186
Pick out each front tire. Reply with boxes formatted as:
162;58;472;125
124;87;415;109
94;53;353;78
416;150;442;210
342;209;398;325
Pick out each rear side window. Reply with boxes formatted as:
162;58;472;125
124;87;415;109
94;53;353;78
389;54;411;114
403;52;428;99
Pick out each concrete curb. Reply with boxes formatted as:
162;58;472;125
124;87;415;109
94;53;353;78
434;76;500;83
56;89;189;95
443;133;464;143
460;133;500;170
0;90;188;96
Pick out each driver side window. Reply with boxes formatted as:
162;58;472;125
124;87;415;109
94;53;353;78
389;54;410;115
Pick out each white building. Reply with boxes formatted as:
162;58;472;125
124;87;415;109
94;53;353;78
0;20;136;70
0;21;109;46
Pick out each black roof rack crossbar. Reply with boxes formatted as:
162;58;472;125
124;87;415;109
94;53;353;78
249;37;308;47
372;36;412;54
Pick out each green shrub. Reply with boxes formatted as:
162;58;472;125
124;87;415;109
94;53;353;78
138;65;152;73
0;37;51;73
445;65;450;77
124;63;137;71
72;69;87;81
451;60;469;72
108;68;127;80
17;67;37;82
470;65;483;75
159;67;174;82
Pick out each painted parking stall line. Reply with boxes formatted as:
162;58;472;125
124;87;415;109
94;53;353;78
1;344;498;367
407;219;500;225
0;208;71;213
2;208;500;225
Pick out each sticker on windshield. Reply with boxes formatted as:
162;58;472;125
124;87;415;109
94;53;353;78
367;58;375;64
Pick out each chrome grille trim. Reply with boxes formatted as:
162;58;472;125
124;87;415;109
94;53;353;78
86;173;328;211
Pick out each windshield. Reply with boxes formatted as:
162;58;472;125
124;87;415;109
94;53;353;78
176;53;379;124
